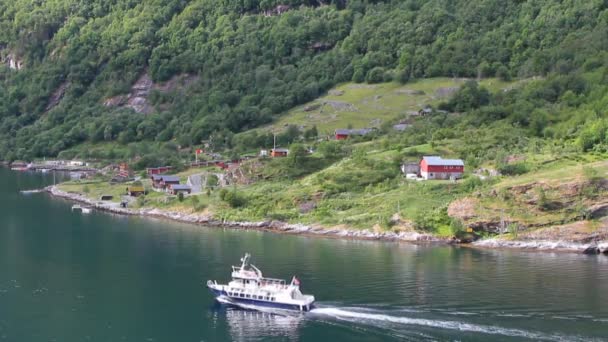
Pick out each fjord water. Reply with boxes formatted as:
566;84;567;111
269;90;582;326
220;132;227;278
1;168;607;342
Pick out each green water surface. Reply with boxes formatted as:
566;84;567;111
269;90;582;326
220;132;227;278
1;168;607;341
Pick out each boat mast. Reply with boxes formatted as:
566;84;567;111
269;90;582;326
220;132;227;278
240;253;251;270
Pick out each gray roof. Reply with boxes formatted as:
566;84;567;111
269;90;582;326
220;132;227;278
335;128;374;135
154;175;180;182
171;184;191;190
272;148;289;153
423;156;464;166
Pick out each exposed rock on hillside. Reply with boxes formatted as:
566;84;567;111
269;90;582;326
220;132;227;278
0;48;24;70
103;73;199;114
46;81;70;112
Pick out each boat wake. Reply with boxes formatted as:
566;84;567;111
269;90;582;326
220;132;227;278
308;307;597;342
214;295;603;341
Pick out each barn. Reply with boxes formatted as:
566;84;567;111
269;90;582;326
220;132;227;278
420;156;464;180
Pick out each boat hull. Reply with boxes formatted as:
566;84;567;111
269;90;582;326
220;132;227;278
208;286;314;312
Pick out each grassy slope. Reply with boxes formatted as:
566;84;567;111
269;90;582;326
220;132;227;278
254;78;516;134
57;77;607;238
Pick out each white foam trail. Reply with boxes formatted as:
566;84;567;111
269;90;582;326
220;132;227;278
310;307;592;341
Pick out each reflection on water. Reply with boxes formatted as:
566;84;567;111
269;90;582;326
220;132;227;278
214;305;303;341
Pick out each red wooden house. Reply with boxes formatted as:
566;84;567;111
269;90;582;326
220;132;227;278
420;156;464;180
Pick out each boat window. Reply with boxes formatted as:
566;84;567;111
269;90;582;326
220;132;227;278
245;294;250;298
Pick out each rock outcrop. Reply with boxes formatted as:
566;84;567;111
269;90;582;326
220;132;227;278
103;72;199;114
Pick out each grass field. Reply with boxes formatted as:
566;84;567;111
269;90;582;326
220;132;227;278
254;78;518;135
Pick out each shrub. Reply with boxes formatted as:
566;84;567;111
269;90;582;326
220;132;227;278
222;188;246;208
498;163;529;176
366;67;386;84
178;192;184;202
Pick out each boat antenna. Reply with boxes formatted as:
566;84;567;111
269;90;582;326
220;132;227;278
240;253;251;269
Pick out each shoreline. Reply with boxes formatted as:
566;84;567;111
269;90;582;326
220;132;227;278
45;186;448;244
45;186;608;255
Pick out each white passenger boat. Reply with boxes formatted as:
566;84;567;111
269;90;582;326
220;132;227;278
207;254;315;312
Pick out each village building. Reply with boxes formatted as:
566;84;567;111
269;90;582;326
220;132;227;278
127;185;145;197
334;128;374;140
151;175;180;189
420;156;464;180
270;148;289;157
147;166;172;176
117;163;130;177
169;184;192;195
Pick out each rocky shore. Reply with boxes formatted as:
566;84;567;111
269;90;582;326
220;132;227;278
45;186;608;254
46;186;445;244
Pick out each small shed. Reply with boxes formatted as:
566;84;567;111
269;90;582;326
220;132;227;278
401;162;420;176
271;148;289;157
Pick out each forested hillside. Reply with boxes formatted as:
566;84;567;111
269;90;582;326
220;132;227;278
1;0;608;161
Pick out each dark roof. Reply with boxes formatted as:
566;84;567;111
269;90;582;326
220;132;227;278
160;175;180;182
151;174;164;180
335;128;374;136
423;156;464;166
171;184;191;190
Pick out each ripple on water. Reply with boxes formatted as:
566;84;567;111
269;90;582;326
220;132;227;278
310;306;600;342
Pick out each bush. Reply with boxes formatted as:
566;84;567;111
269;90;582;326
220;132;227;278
178;192;184;202
498;163;529;176
366;67;386;84
222;188;246;208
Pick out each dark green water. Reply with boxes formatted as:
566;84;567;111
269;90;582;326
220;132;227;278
1;168;607;342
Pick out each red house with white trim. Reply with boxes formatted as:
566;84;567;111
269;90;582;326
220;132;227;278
420;156;464;180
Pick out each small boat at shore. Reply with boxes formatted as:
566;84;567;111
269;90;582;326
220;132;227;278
72;205;92;214
207;254;315;312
